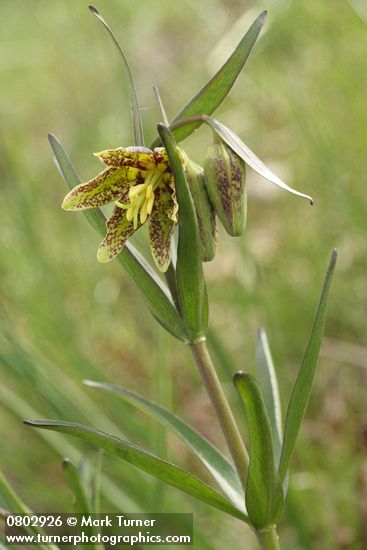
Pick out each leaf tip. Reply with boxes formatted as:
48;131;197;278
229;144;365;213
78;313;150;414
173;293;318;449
83;379;97;387
330;249;337;269
157;122;167;133
89;5;99;15
23;419;38;426
233;370;250;385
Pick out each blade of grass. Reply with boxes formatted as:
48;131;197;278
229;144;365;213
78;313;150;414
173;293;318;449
63;459;103;549
24;420;249;522
90;450;103;514
84;380;247;514
0;533;21;550
151;11;267;146
153;86;169;126
63;458;92;514
150;330;168;509
89;5;144;146
0;470;58;550
0;385;141;512
234;373;283;530
0;336;129;439
278;250;337;482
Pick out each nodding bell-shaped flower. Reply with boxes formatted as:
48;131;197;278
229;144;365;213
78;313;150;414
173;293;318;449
204;134;246;237
62;146;179;272
184;156;218;262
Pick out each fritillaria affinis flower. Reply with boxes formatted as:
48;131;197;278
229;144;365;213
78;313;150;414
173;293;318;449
62;146;180;272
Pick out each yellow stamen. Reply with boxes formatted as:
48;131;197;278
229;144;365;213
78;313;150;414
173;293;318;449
147;192;155;215
116;168;164;227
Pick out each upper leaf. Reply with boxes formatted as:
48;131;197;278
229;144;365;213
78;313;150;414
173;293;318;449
278;250;337;483
202;117;314;204
89;6;144;147
24;419;249;522
234;373;283;530
151;11;267;146
157;125;208;340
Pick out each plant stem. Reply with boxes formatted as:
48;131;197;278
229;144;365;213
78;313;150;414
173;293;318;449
256;526;281;550
189;340;249;490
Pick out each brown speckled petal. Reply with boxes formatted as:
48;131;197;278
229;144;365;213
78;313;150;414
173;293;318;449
62;166;140;211
95;146;156;170
97;200;141;263
148;188;176;273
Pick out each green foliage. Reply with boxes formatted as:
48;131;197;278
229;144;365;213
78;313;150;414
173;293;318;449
200;116;313;204
62;458;103;548
256;329;283;466
25;419;248;522
0;470;57;550
151;11;267;145
84;380;246;514
234;374;283;530
89;6;144;147
279;250;337;483
62;458;91;514
158;124;208;340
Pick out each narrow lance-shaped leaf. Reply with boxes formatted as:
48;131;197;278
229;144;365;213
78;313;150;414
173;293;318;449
0;385;140;512
24;420;248;522
157;124;208;340
63;458;92;514
151;11;267;146
0;537;21;550
153;85;169;126
48;133;188;342
0;470;30;515
62;459;104;550
202;116;313;204
84;380;247;515
89;6;144;146
91;450;103;514
256;328;283;466
0;470;58;550
234;373;283;530
278;250;337;482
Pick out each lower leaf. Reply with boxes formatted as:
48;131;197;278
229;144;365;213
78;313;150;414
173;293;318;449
24;419;249;523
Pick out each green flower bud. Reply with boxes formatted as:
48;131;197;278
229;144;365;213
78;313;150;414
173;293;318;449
184;158;218;262
204;134;246;237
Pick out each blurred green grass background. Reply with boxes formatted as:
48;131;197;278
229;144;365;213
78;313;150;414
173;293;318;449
1;0;366;548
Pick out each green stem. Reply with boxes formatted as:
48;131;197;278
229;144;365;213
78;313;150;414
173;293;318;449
189;340;249;490
256;525;281;550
